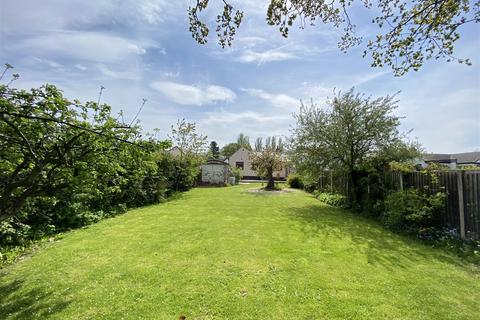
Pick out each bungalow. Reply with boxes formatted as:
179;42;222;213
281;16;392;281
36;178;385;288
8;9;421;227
228;147;291;180
168;146;182;156
416;152;480;169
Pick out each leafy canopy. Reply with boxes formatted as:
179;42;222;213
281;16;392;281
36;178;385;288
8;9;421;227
251;136;285;189
290;88;419;200
220;142;240;157
188;0;479;75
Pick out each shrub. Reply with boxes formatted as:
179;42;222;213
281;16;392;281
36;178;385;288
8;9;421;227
383;189;445;233
156;153;201;193
287;174;304;189
231;167;243;184
314;192;347;207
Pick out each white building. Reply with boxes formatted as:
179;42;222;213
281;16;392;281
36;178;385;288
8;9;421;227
201;159;231;185
168;146;182;157
228;147;290;180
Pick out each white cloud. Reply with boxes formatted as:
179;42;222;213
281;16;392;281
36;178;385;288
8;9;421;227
97;64;138;80
202;110;290;125
1;0;185;34
242;88;300;109
74;64;87;71
399;87;480;153
238;49;296;64
33;57;63;69
13;31;151;63
199;109;293;145
136;0;176;24
351;71;390;86
150;81;236;106
163;71;180;78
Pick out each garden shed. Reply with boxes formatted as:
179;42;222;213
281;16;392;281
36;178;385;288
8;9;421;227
201;159;231;185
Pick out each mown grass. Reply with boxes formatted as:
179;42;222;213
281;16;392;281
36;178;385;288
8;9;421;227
1;184;479;319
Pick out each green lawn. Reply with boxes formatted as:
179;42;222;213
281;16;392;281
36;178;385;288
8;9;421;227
1;185;479;319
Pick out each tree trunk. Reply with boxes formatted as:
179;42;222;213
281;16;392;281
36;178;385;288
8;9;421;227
347;169;357;206
266;167;275;190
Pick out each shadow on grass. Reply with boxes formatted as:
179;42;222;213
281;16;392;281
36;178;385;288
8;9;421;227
0;277;71;319
285;203;468;270
242;188;294;197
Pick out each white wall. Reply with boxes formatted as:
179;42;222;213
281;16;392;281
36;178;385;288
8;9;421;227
228;147;288;179
201;164;228;184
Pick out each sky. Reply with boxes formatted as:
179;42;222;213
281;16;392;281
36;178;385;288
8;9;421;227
0;0;479;153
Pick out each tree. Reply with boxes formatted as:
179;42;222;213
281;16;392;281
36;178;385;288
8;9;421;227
237;133;252;150
0;83;142;220
254;137;263;152
220;142;240;157
188;0;479;75
168;119;207;191
209;141;220;159
169;118;208;158
251;136;285;190
290;88;417;203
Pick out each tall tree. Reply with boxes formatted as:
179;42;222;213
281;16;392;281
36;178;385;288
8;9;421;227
209;141;220;159
290;88;416;203
254;137;263;152
188;0;479;75
220;142;240;157
169;119;208;158
237;133;252;150
251;136;285;190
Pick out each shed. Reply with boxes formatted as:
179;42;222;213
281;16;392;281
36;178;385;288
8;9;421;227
201;159;231;185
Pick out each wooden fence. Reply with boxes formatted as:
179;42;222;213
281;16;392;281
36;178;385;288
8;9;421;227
317;170;480;240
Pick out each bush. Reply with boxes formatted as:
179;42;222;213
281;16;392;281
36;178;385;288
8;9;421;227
231;167;243;184
156;153;200;193
383;189;445;233
287;174;304;189
314;192;347;207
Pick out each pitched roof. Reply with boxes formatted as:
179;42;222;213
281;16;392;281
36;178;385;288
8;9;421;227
453;152;480;164
423;152;480;164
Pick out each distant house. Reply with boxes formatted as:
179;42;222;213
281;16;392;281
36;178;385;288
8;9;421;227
168;146;182;157
228;147;291;180
417;152;480;169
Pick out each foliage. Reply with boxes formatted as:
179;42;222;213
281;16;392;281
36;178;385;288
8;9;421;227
458;164;480;170
230;166;243;184
188;0;479;75
426;228;480;264
251;136;285;189
155;152;201;193
209;141;220;159
287;174;304;189
237;133;252;150
188;0;243;47
254;137;263;152
220;142;240;157
383;189;446;233
390;161;416;173
291;88;418;204
169;118;207;157
314;192;347;208
0;80;204;247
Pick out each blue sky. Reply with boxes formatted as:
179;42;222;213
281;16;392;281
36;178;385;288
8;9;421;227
1;0;479;153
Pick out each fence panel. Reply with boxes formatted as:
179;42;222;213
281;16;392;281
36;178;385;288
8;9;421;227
464;171;480;240
319;169;480;240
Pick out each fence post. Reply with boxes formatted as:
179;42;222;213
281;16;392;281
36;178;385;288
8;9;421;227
456;170;466;239
399;173;404;191
330;171;333;193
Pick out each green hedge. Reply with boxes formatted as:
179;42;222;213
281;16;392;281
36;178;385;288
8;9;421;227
314;191;347;207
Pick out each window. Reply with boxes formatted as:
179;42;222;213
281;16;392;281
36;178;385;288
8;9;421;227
235;161;244;170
